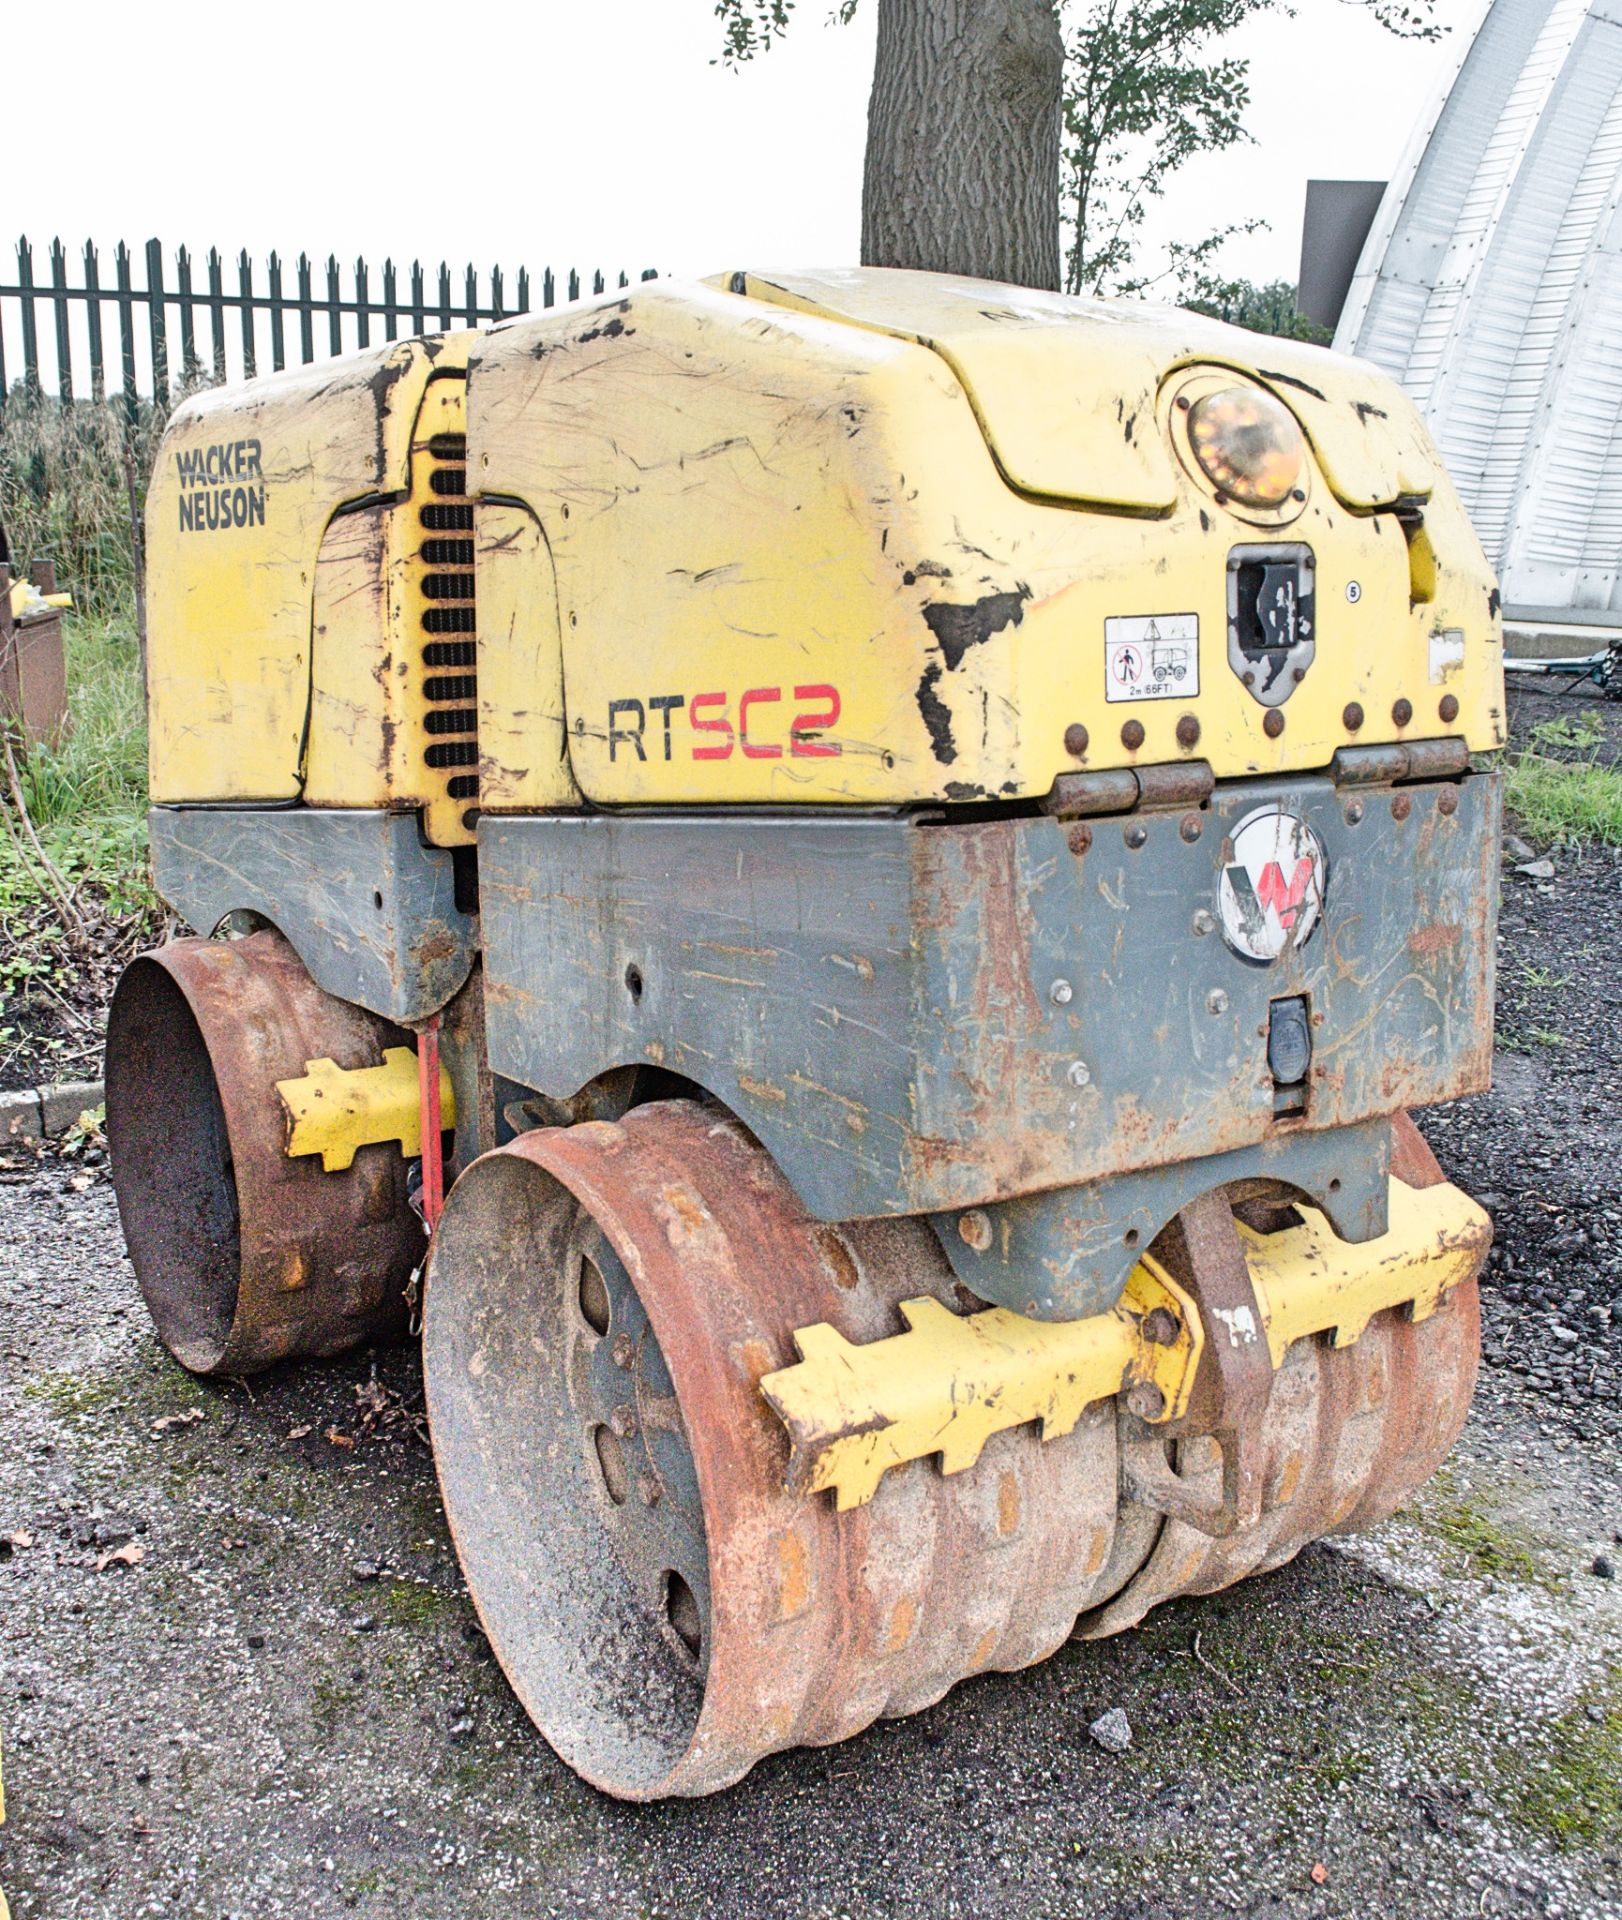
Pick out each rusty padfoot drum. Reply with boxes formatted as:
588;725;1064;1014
107;930;423;1374
422;1101;1481;1800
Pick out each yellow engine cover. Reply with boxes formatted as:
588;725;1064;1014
147;270;1503;827
469;269;1503;809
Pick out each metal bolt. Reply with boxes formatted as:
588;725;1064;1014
1126;1383;1166;1422
1120;718;1146;752
611;1333;636;1370
1143;1307;1181;1347
1206;988;1229;1015
1391;792;1412;822
1175;714;1201;749
1345;799;1365;826
1050;978;1074;1006
1392;697;1413;727
609;1405;638;1439
1263;709;1285;739
1192;908;1215;936
1124;821;1148;850
1439;693;1460;724
1291;666;1306;683
1066;1060;1092;1089
1343;702;1364;732
1437;786;1459;816
958;1209;994;1253
1180;812;1203;844
1068;822;1093;856
1063;722;1090;758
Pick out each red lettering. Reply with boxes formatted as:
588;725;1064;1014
690;690;734;760
790;683;842;758
739;687;782;759
1256;857;1313;929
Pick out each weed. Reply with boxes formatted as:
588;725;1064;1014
0;389;165;620
1529;711;1607;755
1505;751;1622;846
1517;965;1569;990
381;1578;456;1629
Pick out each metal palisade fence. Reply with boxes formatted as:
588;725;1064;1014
0;236;660;407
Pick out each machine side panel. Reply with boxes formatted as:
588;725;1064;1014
477;774;1498;1224
149;806;476;1023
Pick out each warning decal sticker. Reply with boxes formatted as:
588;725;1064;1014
1217;805;1327;964
1104;613;1198;703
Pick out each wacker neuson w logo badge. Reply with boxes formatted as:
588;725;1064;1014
174;439;266;532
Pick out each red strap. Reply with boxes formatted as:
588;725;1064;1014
418;1014;444;1231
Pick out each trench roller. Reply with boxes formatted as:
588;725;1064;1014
109;269;1503;1799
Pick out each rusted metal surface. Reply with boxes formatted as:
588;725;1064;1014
477;770;1499;1255
0;559;69;749
106;930;421;1375
422;1098;1485;1800
148;806;476;1024
1078;1113;1483;1639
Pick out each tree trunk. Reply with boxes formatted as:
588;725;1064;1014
862;0;1065;291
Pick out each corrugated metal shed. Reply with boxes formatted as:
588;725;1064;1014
1337;0;1622;624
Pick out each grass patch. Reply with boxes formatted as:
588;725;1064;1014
1514;1684;1622;1849
1429;1497;1545;1586
21;1368;125;1418
1504;751;1622;846
381;1578;456;1629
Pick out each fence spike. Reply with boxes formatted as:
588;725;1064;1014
50;237;73;400
356;255;371;350
207;247;227;384
84;239;106;402
268;251;286;372
239;249;258;380
297;253;315;364
17;235;40;395
145;238;169;404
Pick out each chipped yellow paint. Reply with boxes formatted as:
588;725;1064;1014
764;1174;1488;1511
147;333;470;806
471;273;1502;812
1240;1175;1490;1367
276;1047;456;1173
760;1255;1203;1512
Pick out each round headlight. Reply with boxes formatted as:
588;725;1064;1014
1187;387;1305;509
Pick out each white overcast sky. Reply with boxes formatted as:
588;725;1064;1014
7;0;1480;315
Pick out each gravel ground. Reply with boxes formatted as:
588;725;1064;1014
1;1162;1619;1915
2;677;1620;1916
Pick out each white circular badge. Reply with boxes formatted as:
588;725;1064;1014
1217;805;1327;963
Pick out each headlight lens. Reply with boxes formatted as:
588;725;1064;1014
1187;387;1305;509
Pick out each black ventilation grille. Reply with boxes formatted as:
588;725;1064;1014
417;429;479;822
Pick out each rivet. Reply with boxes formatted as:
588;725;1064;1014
1180;812;1203;843
1292;666;1306;682
1143;1308;1180;1346
1290;487;1306;503
1126;1383;1166;1421
1068;823;1093;856
1063;722;1090;757
1345;799;1365;826
1392;697;1413;727
1263;709;1285;739
1175;714;1201;749
1176;395;1192;411
1439;693;1460;723
1192;908;1215;936
1391;792;1412;822
958;1209;994;1253
1343;702;1364;732
1125;821;1148;850
1242;670;1256;687
1050;978;1074;1006
1121;718;1146;752
1066;1060;1092;1089
1206;988;1229;1015
1437;787;1459;816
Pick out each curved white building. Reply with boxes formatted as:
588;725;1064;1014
1337;0;1622;629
